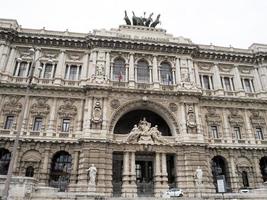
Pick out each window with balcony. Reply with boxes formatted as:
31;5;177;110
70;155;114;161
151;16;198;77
13;61;31;77
113;58;126;81
241;78;254;93
210;126;219;138
221;77;235;91
256;127;264;140
137;59;150;83
4;116;14;129
62;119;70;132
200;75;213;90
33;117;43;131
159;62;173;85
64;64;81;80
233;127;241;140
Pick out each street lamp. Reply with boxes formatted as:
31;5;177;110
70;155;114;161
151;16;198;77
2;47;51;200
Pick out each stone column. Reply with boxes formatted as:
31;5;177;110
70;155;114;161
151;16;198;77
154;152;162;197
252;152;262;188
47;98;57;136
33;48;41;77
128;53;135;87
229;153;239;192
258;65;267;91
102;98;108;130
161;153;169;186
194;62;201;88
4;46;16;76
213;64;223;95
188;59;195;84
54;50;66;85
129;152;137;196
70;150;79;186
80;52;89;85
83;97;92;137
0;43;8;72
152;55;159;89
175;57;181;85
105;52;110;80
88;51;96;78
122;151;132;197
39;147;51;186
222;109;231;143
253;67;262;93
179;103;187;136
233;65;245;96
244;110;255;144
195;105;203;136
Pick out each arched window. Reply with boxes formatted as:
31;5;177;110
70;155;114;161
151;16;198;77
113;58;126;81
260;157;267;182
160;62;173;85
242;171;249;188
49;151;72;192
25;166;34;177
211;156;231;192
137;59;150;83
0;148;11;175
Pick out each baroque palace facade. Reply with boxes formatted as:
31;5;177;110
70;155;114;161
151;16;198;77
0;18;267;198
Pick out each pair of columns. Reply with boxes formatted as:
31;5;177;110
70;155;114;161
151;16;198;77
121;151;169;197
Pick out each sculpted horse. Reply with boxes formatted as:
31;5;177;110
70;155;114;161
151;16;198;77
145;12;153;27
124;10;131;25
150;14;161;28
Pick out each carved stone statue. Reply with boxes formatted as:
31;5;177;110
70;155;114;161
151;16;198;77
124;10;131;25
150;14;161;28
87;164;97;186
194;166;203;185
132;11;138;26
125;118;168;144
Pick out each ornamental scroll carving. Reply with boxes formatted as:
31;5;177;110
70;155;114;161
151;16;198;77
30;98;50;117
91;98;103;129
125;118;168;144
186;104;197;134
250;110;266;127
228;109;244;127
206;108;221;125
2;96;22;115
58;99;77;118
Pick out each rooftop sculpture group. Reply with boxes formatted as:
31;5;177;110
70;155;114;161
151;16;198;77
124;11;161;28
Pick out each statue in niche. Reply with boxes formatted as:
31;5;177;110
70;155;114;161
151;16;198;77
194;166;203;185
186;104;197;134
87;164;97;192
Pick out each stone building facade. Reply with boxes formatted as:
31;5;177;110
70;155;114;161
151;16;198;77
0;18;267;198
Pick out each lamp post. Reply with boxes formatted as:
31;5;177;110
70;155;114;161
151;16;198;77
2;47;50;200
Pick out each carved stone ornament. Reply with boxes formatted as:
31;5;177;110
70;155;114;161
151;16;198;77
181;68;190;82
58;99;77;118
228;109;244;126
110;99;120;109
30;98;50;116
92;99;102;123
169;103;178;112
96;63;105;77
206;108;221;125
125;118;168;144
186;104;196;128
2;96;22;115
250;110;265;127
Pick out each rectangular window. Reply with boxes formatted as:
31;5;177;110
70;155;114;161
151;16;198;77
43;63;53;79
221;77;235;91
33;117;43;131
62;119;70;132
4;116;14;129
256;128;264;140
234;127;241;140
242;78;254;93
65;65;80;80
200;75;213;90
211;126;219;138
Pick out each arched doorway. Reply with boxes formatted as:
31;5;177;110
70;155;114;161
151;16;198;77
114;109;171;136
260;157;267;182
49;151;72;192
0;148;11;175
211;156;231;192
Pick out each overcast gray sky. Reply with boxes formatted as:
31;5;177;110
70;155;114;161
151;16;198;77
0;0;266;48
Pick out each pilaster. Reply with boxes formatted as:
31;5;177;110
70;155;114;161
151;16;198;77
233;65;245;96
152;55;159;89
80;52;89;85
54;50;66;85
212;64;223;95
175;57;181;85
128;53;135;87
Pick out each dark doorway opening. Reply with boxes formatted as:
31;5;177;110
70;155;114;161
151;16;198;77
112;152;123;196
167;154;176;188
114;109;171;136
136;153;154;196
